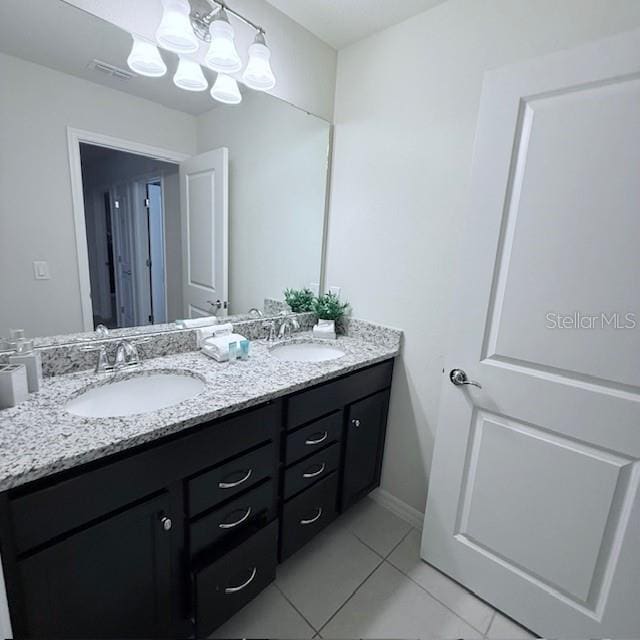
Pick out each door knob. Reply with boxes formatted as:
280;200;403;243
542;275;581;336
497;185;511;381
449;369;482;389
160;515;172;531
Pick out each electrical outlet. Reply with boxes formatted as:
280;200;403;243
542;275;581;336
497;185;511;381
33;261;51;280
329;286;341;298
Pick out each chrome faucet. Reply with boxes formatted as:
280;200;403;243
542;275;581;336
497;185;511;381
262;321;277;342
278;316;300;340
248;307;263;317
114;340;140;368
81;338;149;373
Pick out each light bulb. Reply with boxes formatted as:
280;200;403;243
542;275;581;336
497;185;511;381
205;10;242;73
242;32;276;91
210;74;242;104
174;57;208;91
156;0;198;54
127;36;167;77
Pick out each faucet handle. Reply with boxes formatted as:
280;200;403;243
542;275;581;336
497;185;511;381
79;344;112;373
262;320;277;342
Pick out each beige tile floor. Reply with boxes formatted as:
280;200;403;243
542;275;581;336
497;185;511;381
211;497;538;639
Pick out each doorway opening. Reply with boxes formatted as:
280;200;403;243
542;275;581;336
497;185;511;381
79;143;179;330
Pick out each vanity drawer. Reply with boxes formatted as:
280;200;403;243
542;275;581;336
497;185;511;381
280;472;338;561
10;401;280;554
190;480;276;557
284;442;340;499
188;442;277;517
287;360;393;430
286;411;342;466
193;520;278;635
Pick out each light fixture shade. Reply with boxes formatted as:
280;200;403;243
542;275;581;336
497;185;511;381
174;57;208;91
127;36;167;77
156;0;198;53
205;11;242;73
242;34;276;91
210;74;242;104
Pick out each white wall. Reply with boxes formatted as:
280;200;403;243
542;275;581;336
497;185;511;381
197;93;329;315
68;0;337;121
324;0;640;513
0;52;196;338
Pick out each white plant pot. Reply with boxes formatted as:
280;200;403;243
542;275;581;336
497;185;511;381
313;318;336;339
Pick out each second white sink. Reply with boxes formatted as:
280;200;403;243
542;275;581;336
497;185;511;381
66;371;206;418
270;341;346;363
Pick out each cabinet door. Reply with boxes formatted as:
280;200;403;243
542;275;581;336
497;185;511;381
342;390;390;510
18;493;173;638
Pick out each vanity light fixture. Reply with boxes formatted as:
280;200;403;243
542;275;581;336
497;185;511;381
174;56;208;91
127;35;168;77
242;31;276;91
210;73;242;104
204;9;242;73
156;0;199;53
125;0;276;105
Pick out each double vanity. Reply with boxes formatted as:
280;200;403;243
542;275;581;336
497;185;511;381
0;322;400;637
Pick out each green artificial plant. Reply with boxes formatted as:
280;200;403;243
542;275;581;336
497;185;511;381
283;288;315;313
312;292;350;322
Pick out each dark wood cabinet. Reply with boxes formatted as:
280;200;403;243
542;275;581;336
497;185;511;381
342;390;390;510
1;358;394;638
18;492;173;638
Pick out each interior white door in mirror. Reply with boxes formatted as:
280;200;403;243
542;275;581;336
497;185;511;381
180;148;228;319
422;29;640;638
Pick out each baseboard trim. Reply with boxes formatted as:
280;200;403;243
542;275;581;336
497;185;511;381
369;488;424;530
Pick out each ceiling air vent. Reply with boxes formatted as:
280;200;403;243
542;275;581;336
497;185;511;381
88;59;136;81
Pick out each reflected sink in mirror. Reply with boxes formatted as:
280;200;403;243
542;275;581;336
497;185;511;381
65;371;206;418
269;342;346;363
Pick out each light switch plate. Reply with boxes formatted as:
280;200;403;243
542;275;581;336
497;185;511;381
329;286;341;297
33;261;51;280
309;283;320;297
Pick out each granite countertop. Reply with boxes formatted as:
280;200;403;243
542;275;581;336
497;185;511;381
0;333;398;492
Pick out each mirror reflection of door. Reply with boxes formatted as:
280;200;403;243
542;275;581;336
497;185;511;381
79;143;178;330
146;182;167;325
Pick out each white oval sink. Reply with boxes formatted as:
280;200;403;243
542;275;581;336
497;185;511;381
270;342;346;363
66;372;206;418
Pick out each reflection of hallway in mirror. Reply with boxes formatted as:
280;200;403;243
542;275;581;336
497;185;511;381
79;143;178;330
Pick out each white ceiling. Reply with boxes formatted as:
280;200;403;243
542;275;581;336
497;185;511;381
263;0;447;49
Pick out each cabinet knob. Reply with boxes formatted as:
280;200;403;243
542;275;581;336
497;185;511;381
160;515;172;531
352;419;361;427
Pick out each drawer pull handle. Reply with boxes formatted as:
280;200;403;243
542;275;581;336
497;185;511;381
303;462;326;479
300;507;323;526
305;431;328;446
219;507;252;529
225;567;257;594
219;468;253;489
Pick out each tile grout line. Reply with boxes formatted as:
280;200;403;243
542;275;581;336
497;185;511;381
484;610;497;639
384;526;495;637
272;581;320;635
316;528;412;637
316;555;386;637
385;558;491;638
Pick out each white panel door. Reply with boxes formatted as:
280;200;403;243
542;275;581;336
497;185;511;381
422;29;640;638
179;148;228;319
111;188;136;329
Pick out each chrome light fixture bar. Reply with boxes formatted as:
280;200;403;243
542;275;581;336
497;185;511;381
126;0;277;105
190;0;264;42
